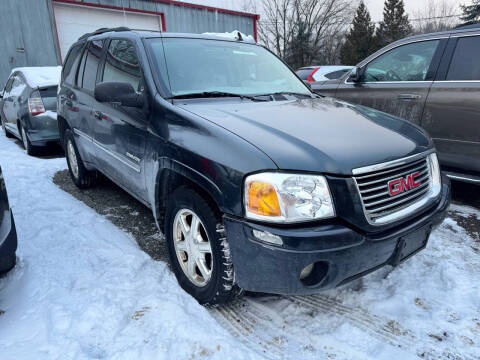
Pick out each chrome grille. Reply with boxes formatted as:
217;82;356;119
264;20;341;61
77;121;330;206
354;156;431;223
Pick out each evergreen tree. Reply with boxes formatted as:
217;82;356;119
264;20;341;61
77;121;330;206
460;0;480;25
340;1;376;65
375;0;412;48
285;21;314;70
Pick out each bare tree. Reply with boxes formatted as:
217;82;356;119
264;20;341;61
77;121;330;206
412;0;460;34
242;0;355;66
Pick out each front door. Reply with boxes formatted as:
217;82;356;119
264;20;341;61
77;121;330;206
334;39;445;126
92;38;147;199
422;34;480;172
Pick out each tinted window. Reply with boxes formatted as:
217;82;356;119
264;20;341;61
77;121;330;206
364;40;439;82
296;68;315;80
10;76;26;96
103;39;142;91
324;69;349;80
81;40;104;91
4;76;14;92
40;87;58;111
63;43;84;84
446;36;480;81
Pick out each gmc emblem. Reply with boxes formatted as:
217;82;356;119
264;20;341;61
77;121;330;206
388;172;422;196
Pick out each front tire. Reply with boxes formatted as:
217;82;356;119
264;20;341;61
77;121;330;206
164;187;239;305
64;129;97;189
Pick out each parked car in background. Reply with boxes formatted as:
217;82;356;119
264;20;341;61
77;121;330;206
58;28;449;305
312;26;480;184
1;67;61;155
296;65;354;82
0;165;17;275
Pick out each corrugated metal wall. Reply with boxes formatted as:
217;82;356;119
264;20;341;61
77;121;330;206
0;0;60;87
0;0;256;85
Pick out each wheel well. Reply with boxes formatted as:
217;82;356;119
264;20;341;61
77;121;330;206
57;115;70;146
156;169;222;228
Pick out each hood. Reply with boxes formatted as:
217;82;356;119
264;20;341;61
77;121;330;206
176;97;432;175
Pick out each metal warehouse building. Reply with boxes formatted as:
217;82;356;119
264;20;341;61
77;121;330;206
0;0;259;84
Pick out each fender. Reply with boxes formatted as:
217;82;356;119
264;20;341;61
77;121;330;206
149;156;225;228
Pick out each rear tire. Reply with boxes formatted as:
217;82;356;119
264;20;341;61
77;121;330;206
164;187;240;306
64;129;97;189
20;123;37;156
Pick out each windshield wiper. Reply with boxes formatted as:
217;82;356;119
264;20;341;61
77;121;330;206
253;91;314;100
170;91;268;101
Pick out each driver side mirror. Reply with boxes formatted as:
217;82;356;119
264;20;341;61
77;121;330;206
94;82;144;108
348;66;362;83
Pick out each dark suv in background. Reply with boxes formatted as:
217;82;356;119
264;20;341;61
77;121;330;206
57;28;449;305
313;25;480;184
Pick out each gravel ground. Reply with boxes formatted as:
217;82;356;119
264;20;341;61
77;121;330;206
53;169;167;262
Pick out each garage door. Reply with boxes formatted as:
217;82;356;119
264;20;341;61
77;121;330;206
53;2;163;59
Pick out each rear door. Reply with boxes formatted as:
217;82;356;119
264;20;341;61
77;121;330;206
334;39;446;126
73;39;105;164
1;76;15;132
92;38;147;199
422;33;480;172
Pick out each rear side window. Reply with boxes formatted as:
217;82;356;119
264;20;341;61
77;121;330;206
81;40;104;91
4;76;14;93
63;43;84;85
446;36;480;81
296;69;314;80
324;69;349;80
103;39;142;91
10;76;26;96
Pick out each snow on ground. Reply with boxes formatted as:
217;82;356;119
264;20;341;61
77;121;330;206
0;136;253;359
0;133;479;360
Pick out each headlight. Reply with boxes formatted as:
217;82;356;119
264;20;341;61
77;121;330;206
427;153;441;197
244;172;335;223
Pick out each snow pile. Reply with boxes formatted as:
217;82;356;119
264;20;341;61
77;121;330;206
203;30;255;43
0;135;253;359
11;66;61;88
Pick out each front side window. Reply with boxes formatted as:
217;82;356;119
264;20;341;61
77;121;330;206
364;40;440;82
446;36;480;81
103;39;142;91
147;38;311;97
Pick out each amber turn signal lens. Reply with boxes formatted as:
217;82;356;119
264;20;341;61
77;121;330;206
247;181;281;217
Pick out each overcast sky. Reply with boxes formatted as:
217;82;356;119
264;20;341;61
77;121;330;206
186;0;472;23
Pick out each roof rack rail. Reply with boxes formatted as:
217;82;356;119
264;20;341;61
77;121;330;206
78;27;131;41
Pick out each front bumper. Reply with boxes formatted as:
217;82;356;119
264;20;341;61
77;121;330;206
224;178;450;295
0;209;18;273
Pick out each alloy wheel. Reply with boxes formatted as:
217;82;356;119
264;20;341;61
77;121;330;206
173;208;213;287
21;126;29;150
67;140;79;179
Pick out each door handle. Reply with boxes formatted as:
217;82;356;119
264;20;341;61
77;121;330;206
94;110;103;120
397;93;422;100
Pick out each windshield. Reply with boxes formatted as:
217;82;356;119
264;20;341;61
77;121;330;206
147;38;311;97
